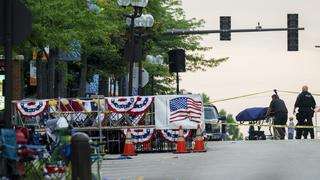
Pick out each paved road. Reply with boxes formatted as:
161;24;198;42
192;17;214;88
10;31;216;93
96;140;320;180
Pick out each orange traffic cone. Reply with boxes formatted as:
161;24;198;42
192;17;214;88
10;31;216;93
174;126;189;153
193;124;206;152
122;128;137;156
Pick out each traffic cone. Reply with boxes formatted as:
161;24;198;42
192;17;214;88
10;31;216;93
122;128;137;156
174;126;189;153
193;124;206;153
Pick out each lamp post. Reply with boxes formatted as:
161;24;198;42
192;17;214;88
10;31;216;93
127;14;154;95
117;0;150;96
146;55;163;95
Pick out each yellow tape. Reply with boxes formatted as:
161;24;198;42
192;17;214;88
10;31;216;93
210;89;320;103
214;122;320;129
211;90;271;103
277;90;320;96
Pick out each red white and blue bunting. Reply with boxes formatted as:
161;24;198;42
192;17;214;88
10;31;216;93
16;100;48;118
160;129;191;142
19;96;154;126
106;96;154;115
123;128;155;144
106;97;138;113
128;96;155;115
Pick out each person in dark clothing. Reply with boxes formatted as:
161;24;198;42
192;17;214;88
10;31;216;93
221;120;227;141
293;85;316;139
267;94;288;140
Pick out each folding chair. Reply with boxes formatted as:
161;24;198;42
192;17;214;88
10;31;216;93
42;128;70;179
82;99;106;127
58;98;85;127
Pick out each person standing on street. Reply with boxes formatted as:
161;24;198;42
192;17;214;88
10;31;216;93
288;117;295;140
221;120;228;141
267;94;288;140
293;85;316;139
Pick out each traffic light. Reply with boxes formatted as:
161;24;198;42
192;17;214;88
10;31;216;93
287;14;298;51
220;16;231;41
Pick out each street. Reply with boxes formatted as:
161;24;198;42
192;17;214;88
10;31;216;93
98;140;320;180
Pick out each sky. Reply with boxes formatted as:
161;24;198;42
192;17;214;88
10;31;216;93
179;0;320;135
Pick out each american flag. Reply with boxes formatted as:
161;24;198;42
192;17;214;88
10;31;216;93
169;97;202;123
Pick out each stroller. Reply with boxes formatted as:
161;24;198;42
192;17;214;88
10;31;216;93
236;107;273;140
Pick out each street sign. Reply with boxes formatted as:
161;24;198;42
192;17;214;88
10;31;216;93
142;69;149;87
132;67;149;88
0;0;32;45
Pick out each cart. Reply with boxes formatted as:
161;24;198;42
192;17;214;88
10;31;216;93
236;107;272;140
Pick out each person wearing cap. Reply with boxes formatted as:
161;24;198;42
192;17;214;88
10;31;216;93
267;94;288;140
293;85;316;139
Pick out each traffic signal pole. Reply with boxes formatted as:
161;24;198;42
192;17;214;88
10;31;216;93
164;14;303;51
163;27;304;36
164;14;303;96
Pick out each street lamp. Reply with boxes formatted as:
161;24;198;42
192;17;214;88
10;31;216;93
117;0;150;96
126;14;154;28
128;14;154;95
146;55;163;95
146;55;163;65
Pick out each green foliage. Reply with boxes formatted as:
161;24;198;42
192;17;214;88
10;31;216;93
219;109;243;141
201;93;212;105
17;0;228;96
142;0;228;94
20;0;125;92
23;0;119;49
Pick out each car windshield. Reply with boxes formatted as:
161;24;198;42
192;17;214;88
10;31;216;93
204;107;219;119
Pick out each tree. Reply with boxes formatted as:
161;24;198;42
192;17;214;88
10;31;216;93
16;0;228;98
141;0;229;94
20;0;122;97
201;93;211;104
219;109;244;141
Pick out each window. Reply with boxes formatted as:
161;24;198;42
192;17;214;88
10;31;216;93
204;107;218;120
